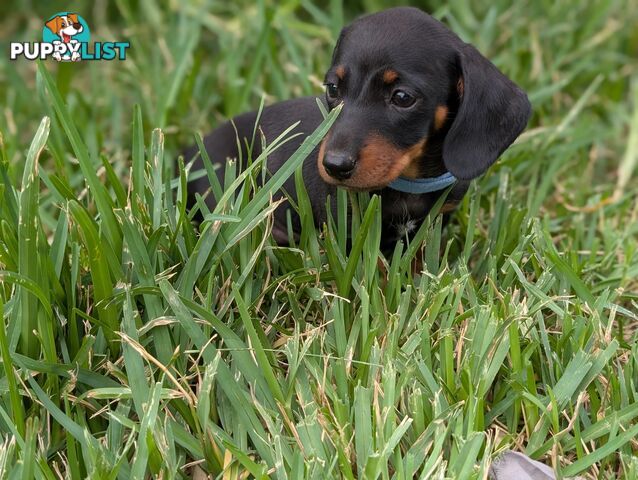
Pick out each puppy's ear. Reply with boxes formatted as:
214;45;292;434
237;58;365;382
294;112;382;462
67;13;79;23
443;44;531;180
45;16;62;34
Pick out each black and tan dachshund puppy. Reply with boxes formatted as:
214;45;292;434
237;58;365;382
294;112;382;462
185;7;531;251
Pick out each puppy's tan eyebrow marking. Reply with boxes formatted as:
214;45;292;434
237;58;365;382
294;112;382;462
335;65;346;79
383;69;398;84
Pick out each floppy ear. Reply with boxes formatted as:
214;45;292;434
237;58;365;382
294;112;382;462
45;16;62;34
443;44;531;180
67;13;79;23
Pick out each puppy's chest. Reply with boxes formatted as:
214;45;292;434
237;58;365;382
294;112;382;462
381;195;434;244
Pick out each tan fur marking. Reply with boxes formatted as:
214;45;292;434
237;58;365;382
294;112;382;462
317;135;330;181
318;134;428;189
335;65;346;80
434;105;449;131
457;76;464;98
45;16;63;34
67;13;79;24
440;201;459;214
383;70;398;84
399;139;428;178
353;135;410;188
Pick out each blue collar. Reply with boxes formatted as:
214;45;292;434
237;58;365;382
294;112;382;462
387;172;457;194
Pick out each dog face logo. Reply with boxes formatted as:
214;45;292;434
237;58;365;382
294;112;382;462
46;14;83;43
42;12;90;62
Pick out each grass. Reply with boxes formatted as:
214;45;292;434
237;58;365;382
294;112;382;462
0;0;637;478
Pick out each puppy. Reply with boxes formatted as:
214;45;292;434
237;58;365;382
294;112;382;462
45;13;84;62
185;7;531;251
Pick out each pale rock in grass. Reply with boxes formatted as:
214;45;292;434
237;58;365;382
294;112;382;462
489;451;584;480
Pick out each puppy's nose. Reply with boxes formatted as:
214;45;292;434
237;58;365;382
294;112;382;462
323;151;355;180
73;23;82;29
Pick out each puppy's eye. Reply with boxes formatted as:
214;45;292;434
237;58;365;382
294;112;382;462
390;90;415;108
325;83;339;100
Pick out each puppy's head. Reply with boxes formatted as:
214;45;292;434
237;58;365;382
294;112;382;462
318;7;531;189
45;14;83;39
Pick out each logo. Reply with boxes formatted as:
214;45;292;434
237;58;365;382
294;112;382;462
10;12;130;62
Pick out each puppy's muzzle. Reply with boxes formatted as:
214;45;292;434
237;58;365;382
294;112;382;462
323;150;355;180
